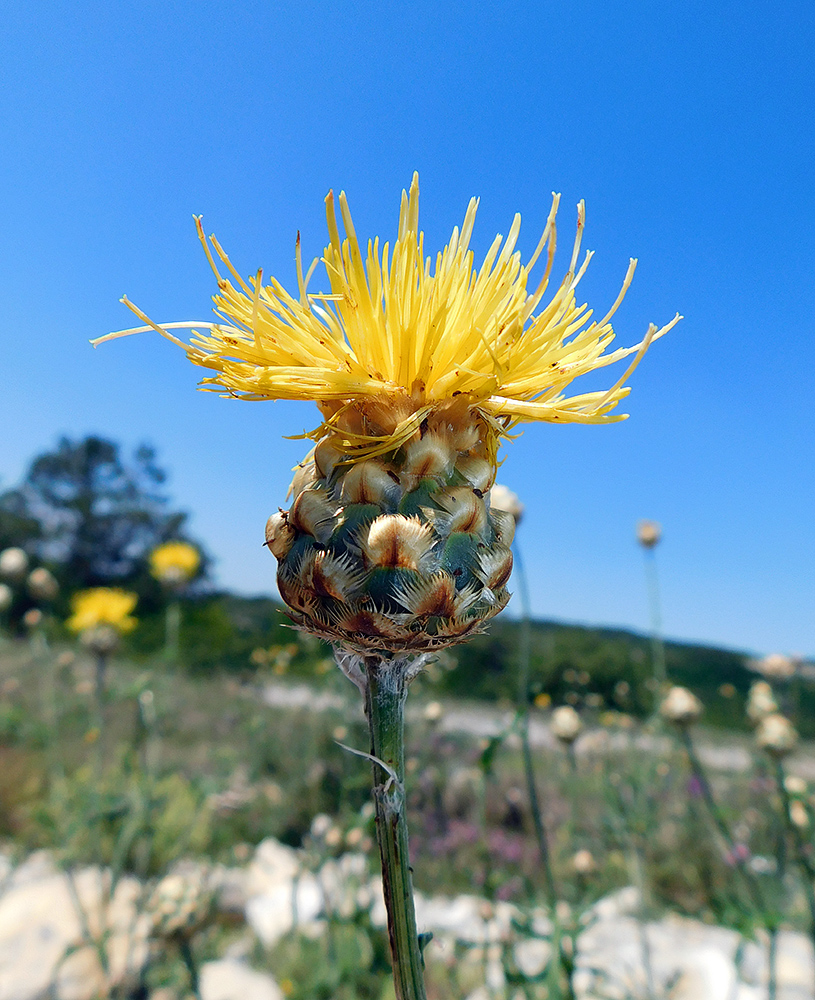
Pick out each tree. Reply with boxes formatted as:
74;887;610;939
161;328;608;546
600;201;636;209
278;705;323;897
0;436;204;596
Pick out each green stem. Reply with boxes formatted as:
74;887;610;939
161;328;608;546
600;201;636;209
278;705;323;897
164;600;181;662
679;727;770;919
514;545;558;911
364;656;427;1000
179;934;201;999
643;550;666;697
774;761;815;1000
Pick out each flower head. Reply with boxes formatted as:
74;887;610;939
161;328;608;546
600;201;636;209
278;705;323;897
489;484;524;525
746;680;778;724
756;652;796;681
755;713;798;757
66;588;138;635
28;567;59;602
636;520;661;549
0;547;29;582
551;704;582;744
150;540;201;587
98;174;679;464
660;685;703;726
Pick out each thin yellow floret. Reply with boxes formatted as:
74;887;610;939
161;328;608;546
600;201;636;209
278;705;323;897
66;588;138;635
150;541;201;582
96;174;679;455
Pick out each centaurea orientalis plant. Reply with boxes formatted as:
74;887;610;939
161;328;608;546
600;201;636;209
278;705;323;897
96;174;678;999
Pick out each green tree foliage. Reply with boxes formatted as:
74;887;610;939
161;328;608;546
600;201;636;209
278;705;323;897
0;436;205;602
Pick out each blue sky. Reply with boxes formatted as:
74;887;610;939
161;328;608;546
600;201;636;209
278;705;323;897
1;1;813;656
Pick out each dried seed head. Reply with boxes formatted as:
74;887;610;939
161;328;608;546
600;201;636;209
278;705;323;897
435;487;488;535
289;488;338;543
756;713;797;757
362;515;434;570
660;685;703;726
340;460;397;505
264;511;295;560
551;705;582;744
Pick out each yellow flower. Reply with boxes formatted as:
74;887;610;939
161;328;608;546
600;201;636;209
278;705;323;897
66;588;138;635
98;174;680;462
149;540;201;585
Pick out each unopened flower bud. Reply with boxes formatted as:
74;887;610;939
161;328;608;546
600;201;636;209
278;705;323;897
551;705;582;744
0;548;28;581
784;775;807;796
756;653;796;681
755;713;797;757
23;608;43;629
28;567;59;602
747;681;778;724
0;583;12;612
790;800;809;829
660;686;703;726
423;700;444;723
80;624;120;656
636;520;661;548
489;484;524;524
572;849;596;875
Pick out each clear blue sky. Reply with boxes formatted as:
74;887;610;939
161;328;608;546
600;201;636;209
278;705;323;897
2;1;813;657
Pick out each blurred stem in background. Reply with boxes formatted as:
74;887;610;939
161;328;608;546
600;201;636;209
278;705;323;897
514;525;578;999
514;542;558;912
164;600;181;663
774;761;815;1000
637;521;667;701
677;723;780;999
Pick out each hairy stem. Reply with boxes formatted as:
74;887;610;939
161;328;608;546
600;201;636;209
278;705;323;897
364;655;427;1000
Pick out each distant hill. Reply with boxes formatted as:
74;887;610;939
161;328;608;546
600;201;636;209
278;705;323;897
123;592;812;735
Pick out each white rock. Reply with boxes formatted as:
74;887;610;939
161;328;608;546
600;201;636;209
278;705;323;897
245;874;323;946
0;865;150;1000
514;937;551;978
668;947;738;1000
245;838;301;898
200;959;284;1000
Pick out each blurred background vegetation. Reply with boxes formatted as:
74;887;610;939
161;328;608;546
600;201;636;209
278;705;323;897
1;434;809;736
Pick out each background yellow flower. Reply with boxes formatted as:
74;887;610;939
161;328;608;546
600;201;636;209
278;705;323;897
66;588;138;635
150;541;201;586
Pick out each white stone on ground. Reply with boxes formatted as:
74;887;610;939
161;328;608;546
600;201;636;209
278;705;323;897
199;959;284;1000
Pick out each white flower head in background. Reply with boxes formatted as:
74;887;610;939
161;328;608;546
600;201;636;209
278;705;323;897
551;704;582;744
660;685;703;726
0;548;29;582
